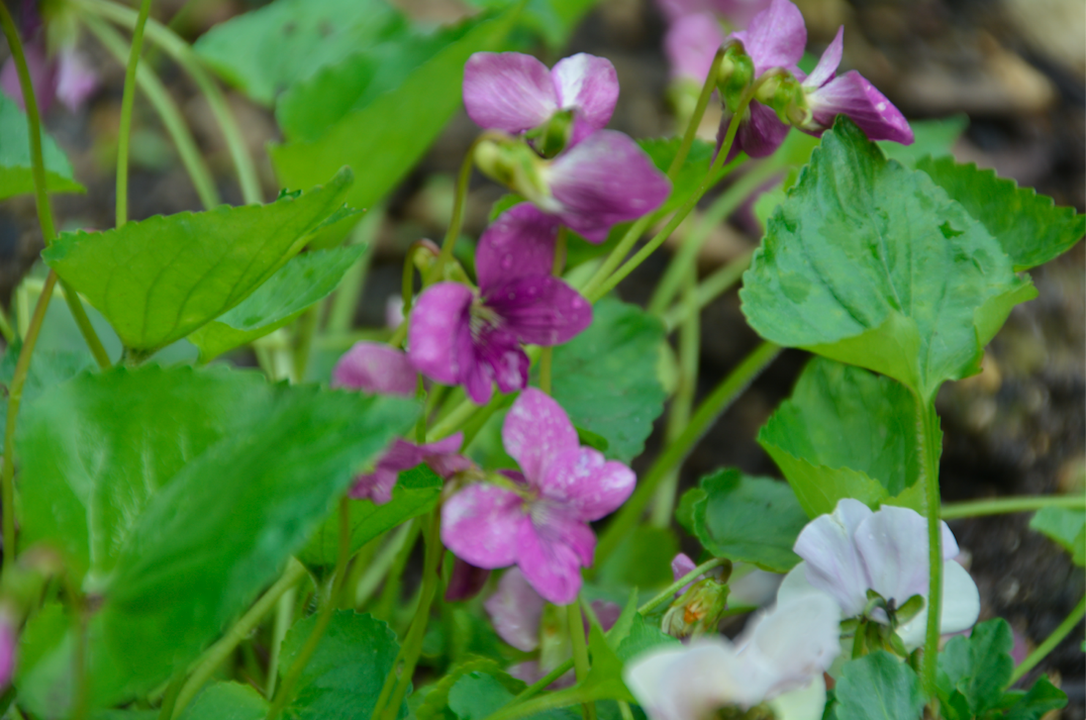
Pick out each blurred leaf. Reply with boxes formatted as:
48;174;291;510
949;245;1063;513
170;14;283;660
758;357;922;517
578;621;635;702
1001;676;1067;720
936;619;1014;718
0;338;92;443
193;0;408;106
916;155;1085;271
597;527;678;589
464;0;598;50
683;468;807;572
877;115;967;168
835;652;924;720
615;613;679;662
1029;507;1086;566
741;117;1033;400
188;245;366;361
177;683;268;720
43;169;353;354
417;658;522;720
0;95;84;199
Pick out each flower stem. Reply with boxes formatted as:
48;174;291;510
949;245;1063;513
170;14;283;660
661;249;752;332
914;393;943;700
567;602;596;720
540;228;568;396
667;48;724;178
426;139;481;287
1009;594;1085;684
173;558;308;719
594;340;781;567
0;305;12;343
114;0;154;228
940;495;1085;520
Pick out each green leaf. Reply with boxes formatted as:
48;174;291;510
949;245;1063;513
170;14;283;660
834;652;924;720
740;116;1033;400
16;365;418;707
674;487;704;535
615;613;679;662
193;0;408;106
270;10;517;220
579;621;635;702
686;468;807;572
43;169;354;354
416;658;520;720
936;619;1014;716
279;611;401;719
597;526;679;589
177;682;269;720
0;338;93;444
758;358;922;517
548;298;667;463
14;602;71;718
1028;507;1086;566
187;245;366;361
915;155;1084;271
638;138;718;220
0;94;85;199
464;0;598;50
299;463;442;566
877;115;968;168
1001;676;1067;720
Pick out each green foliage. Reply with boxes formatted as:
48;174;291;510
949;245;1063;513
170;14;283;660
447;672;575;720
834;651;924;720
177;682;269;720
299;463;442;566
915;156;1085;271
580;621;635;702
43;169;354;354
193;0;408;106
0;338;92;442
270;10;517;220
615;613;679;662
464;0;599;51
758;357;924;517
597;526;679;589
877;115;968;168
1029;508;1086;566
15;364;418;709
548;298;667;463
1000;677;1067;720
741;117;1035;400
188;245;366;361
681;468;807;572
0;94;85;199
279;611;402;719
936;619;1014;719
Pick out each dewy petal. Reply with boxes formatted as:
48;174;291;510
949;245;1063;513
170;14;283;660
502;388;579;485
442;483;527;568
802;26;842;89
463;52;557;133
515;511;585;604
731;0;806;74
546;130;671;242
333;341;417;397
805;70;913;144
531;500;597;566
665;14;726;82
470;325;530;402
538;446;635;521
854;504;934;608
485;567;546;651
484;276;592;346
895;559;980;650
793;498;874;618
408;283;474;386
552;53;619;134
476;204;559;291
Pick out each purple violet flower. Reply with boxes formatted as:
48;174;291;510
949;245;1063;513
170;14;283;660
665;13;726;82
0;608;14;688
464;52;619;147
441;389;635;604
333;341;418;397
408;205;592;404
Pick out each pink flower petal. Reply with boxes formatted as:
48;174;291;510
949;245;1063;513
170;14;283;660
731;0;806;74
551;53;619;134
333;342;417;397
722;101;791;162
484;276;592;347
805;70;914;144
54;48;98;112
803;26;842;89
485;567;546;651
442;483;527;568
538;446;635;521
0;610;13;688
531;501;597;566
1;42;56;113
408;282;474;387
463;52;557;133
515;514;585;604
665;14;726;82
469;325;530;402
502;388;579;484
475;204;559;291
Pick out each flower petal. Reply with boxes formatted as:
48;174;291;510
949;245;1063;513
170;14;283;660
471;325;530;401
408;283;474;386
793;498;873;618
803;26;842;90
552;53;619;133
805;70;913;144
476;204;559;291
731;0;806;74
538;446;635;521
766;677;827;720
442;483;527;568
333;341;417;397
739;592;840;695
547;130;671;242
854;504;933;607
484;276;593;346
484;567;546;651
665;14;726;82
350;466;400;504
463;52;557;133
531;501;596;566
421;432;472;479
895;559;980;650
502;388;579;484
54;48;98;112
515;513;585;604
725;101;791;161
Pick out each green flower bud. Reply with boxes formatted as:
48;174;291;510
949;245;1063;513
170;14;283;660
661;577;730;638
717;43;755;113
525;109;575;159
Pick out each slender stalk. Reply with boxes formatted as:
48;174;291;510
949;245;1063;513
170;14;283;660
266;585;297;697
481;687;589;720
372;519;422;619
427;398;480;442
291;306;319;382
114;0;155;228
76;0;262;203
667;48;725;178
661;249;752;332
595;341;781;566
0;306;12;343
539;228;567;395
567;602;595;720
62;287;112;368
617;702;635;720
425;141;480;287
940;495;1086;520
82;15;219;211
1009;595;1086;683
173;559;308;719
915;393;943;700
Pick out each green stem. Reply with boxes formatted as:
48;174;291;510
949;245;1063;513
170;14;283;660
291;306;320;382
940;495;1086;520
114;0;154;228
1009;594;1086;683
425;140;480;287
266;501;351;720
0;305;12;343
661;249;752;333
173;558;308;719
539;228;567;396
61;286;112;368
373;518;422;620
427;398;481;442
481;687;589;720
266;585;297;697
82;15;220;211
594;341;781;567
666;47;724;178
914;393;943;700
567;602;595;720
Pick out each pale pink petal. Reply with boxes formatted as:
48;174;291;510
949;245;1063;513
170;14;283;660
333;342;417;397
794;498;873;618
665;14;725;82
408;282;474;387
463;52;557;133
502;388;579;484
802;26;842;89
672;553;699;595
531;501;596;566
484;276;592;346
0;610;14;688
552;53;619;134
423;433;472;478
712;0;774;27
54;48;98;112
485;567;546;651
1;42;56;113
805;71;913;144
475;204;559;290
731;0;806;74
538;447;635;521
350;466;401;505
442;483;527;568
515;516;584;604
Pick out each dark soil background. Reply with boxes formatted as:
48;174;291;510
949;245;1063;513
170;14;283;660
1;0;1083;713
